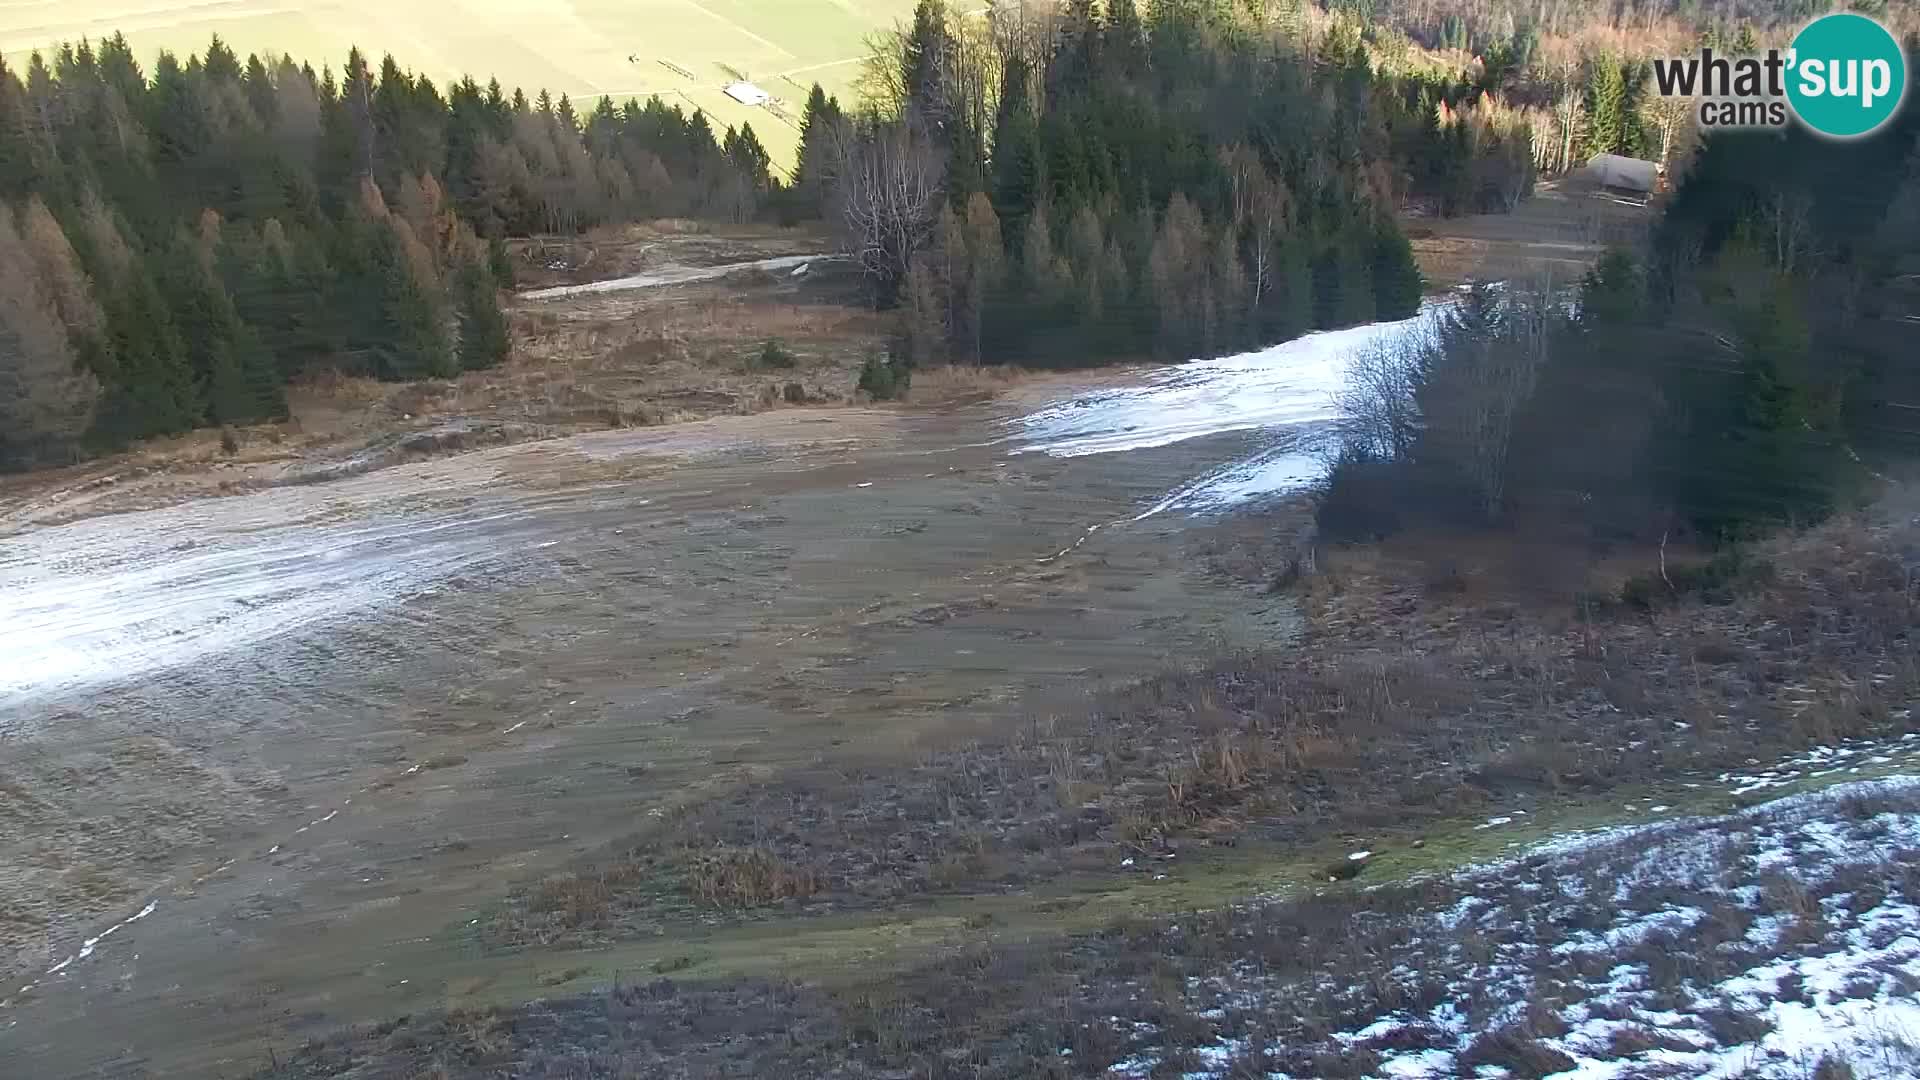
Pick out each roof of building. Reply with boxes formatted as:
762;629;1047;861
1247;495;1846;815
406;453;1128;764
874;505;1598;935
723;81;770;107
1585;153;1659;192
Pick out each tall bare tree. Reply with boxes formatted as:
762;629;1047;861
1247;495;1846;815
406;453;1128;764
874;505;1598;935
832;118;945;306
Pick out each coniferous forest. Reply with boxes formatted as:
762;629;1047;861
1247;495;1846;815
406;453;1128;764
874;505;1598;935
4;0;1917;472
827;0;1467;370
0;0;1550;470
0;37;783;469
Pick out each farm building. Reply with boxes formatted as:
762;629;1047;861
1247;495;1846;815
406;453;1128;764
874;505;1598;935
724;81;771;107
1584;153;1659;195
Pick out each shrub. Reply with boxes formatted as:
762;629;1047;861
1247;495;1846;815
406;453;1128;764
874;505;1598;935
755;339;797;369
1313;446;1405;542
857;345;913;401
1459;1025;1576;1078
1618;549;1774;611
684;847;820;907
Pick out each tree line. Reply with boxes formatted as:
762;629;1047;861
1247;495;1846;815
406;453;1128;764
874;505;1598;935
0;35;781;469
1319;89;1919;549
2;1;1541;468
811;0;1535;372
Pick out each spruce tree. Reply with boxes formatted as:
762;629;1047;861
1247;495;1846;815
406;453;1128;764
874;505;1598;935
902;0;951;127
1371;217;1423;320
1313;232;1374;329
373;248;454;380
487;234;515;288
1583;60;1628;158
990;56;1039;254
454;254;509;370
97;265;199;442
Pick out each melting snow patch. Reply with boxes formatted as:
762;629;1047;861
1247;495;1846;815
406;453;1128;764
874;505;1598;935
1012;302;1448;460
1090;773;1920;1079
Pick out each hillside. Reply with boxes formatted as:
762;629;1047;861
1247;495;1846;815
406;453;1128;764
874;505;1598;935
0;0;918;171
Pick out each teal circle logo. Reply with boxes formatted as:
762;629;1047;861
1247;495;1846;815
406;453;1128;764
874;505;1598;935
1786;13;1907;139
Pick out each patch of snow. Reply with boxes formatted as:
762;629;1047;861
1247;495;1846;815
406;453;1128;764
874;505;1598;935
1125;773;1920;1079
0;498;525;705
1012;301;1449;461
519;254;830;299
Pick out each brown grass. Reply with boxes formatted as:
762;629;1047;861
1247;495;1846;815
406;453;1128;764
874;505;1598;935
903;363;1034;404
684;847;823;908
259;777;1920;1080
481;503;1918;951
1409;179;1654;288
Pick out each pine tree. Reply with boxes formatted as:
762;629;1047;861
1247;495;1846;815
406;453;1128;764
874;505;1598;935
990;55;1039;254
454;252;509;370
1022;201;1064;307
1313;231;1374;329
374;247;454;380
1104;0;1146;82
97;264;199;442
1371;216;1423;319
206;321;287;425
243;53;276;126
149;51;210;166
794;85;838;199
902;0;952;128
487;233;515;288
1054;0;1102;100
1269;240;1314;340
1583;59;1631;158
1673;274;1841;539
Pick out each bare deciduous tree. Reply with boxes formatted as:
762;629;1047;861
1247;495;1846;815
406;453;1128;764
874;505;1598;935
1247;172;1292;313
1334;284;1559;521
832;117;945;307
1336;330;1433;463
1766;190;1816;275
1419;284;1555;518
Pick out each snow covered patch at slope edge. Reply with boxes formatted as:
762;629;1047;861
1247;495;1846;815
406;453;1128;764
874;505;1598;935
1098;776;1920;1080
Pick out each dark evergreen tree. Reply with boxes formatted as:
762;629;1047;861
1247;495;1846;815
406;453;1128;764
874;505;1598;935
95;264;199;443
902;0;952;127
454;253;509;371
990;55;1039;255
1370;217;1423;319
372;247;453;380
1313;234;1374;329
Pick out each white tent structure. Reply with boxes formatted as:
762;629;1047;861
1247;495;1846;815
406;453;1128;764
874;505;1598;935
1584;153;1659;194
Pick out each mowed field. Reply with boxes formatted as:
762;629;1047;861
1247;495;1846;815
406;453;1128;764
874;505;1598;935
0;0;919;167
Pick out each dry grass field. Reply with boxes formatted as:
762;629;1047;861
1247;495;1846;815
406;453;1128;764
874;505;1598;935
0;0;922;169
